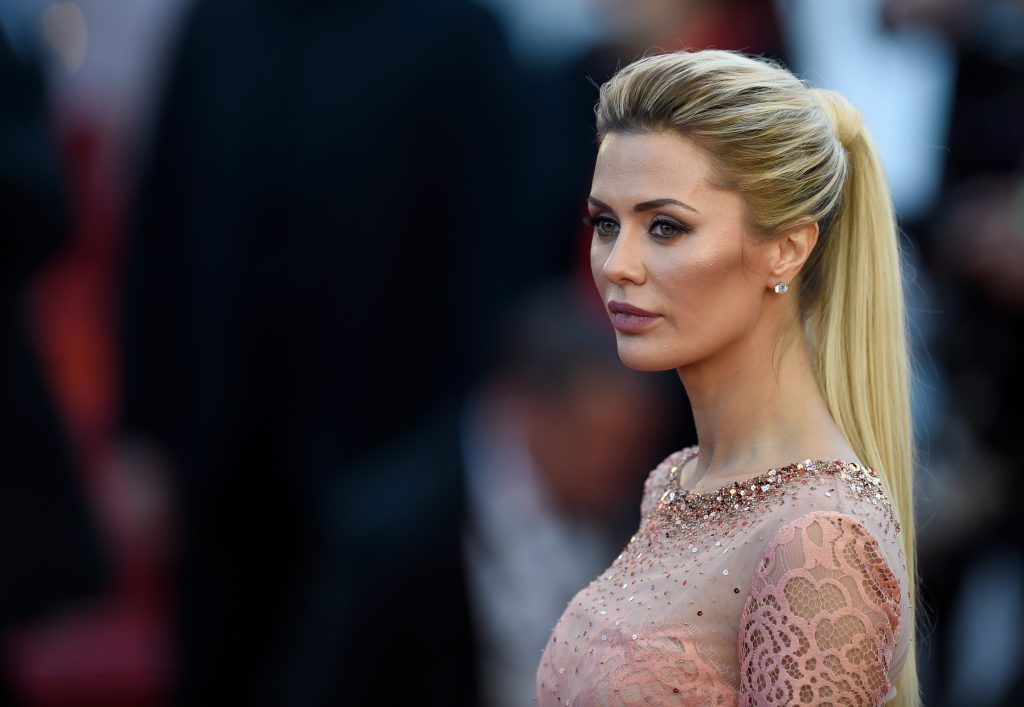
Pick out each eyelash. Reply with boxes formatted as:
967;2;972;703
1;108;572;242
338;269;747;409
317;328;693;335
582;214;693;239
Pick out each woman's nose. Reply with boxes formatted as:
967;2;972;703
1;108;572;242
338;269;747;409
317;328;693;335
602;231;646;285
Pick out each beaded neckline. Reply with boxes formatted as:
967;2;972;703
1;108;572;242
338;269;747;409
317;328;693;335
667;445;873;495
656;444;899;534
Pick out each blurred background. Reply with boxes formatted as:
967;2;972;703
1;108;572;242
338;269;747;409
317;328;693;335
0;0;1021;705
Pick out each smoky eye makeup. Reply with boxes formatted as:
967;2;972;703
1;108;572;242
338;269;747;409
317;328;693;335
582;214;694;239
649;216;694;238
582;214;618;236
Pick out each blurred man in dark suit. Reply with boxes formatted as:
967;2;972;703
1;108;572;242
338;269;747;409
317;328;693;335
120;0;558;704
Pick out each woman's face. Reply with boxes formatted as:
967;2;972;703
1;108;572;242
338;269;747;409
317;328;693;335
588;131;772;371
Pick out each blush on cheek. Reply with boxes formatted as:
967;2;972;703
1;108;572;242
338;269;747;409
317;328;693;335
590;246;610;288
656;240;755;354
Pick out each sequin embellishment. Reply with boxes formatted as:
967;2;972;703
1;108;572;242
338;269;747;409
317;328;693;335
654;448;901;539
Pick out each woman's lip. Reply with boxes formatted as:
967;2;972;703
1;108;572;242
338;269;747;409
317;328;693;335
607;300;657;317
610;312;661;334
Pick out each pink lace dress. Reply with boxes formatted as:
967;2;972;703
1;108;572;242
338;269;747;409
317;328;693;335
535;445;911;706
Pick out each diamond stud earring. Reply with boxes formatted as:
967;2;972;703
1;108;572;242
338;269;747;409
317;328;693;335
773;281;789;294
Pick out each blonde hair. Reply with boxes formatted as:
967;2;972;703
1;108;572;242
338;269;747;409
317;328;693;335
595;49;918;706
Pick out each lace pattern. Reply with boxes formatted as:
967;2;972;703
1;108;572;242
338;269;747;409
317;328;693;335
737;512;902;705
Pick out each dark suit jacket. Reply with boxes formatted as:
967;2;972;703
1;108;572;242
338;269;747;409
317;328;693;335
120;0;535;703
268;401;480;706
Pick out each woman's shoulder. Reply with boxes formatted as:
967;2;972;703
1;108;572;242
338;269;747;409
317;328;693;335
767;457;903;549
744;456;905;571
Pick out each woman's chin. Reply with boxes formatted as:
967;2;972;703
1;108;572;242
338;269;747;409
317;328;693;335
615;342;677;372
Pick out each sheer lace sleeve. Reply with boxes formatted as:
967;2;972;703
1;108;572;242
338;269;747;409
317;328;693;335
737;511;902;706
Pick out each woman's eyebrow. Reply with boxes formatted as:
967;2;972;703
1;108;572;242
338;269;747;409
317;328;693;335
587;196;698;214
634;198;698;214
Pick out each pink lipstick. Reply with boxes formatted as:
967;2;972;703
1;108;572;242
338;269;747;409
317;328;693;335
607;300;661;334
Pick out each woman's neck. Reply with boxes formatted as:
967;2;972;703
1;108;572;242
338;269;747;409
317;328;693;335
676;323;859;490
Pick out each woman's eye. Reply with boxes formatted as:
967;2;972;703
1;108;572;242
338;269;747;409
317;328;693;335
583;215;691;239
654;221;678;237
583;216;619;236
651;218;690;238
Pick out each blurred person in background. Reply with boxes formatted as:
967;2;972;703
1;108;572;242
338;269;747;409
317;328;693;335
0;23;107;705
118;0;556;704
537;48;919;705
460;281;673;706
2;2;184;705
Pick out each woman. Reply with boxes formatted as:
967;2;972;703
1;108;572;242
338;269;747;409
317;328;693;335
535;49;917;706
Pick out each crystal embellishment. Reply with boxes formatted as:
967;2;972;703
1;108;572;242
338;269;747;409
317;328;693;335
653;447;901;539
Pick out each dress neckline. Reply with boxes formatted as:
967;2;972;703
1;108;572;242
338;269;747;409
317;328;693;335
653;445;899;537
665;444;875;499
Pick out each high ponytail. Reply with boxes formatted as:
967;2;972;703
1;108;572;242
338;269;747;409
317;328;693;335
804;89;919;707
595;49;919;705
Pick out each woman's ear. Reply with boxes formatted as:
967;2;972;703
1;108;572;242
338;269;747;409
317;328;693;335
768;220;819;287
